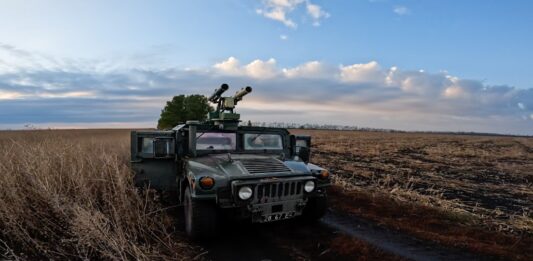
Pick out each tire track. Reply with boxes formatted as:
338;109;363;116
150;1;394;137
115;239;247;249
198;209;492;260
322;210;491;261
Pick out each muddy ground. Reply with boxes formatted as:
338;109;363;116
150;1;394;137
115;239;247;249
194;210;492;261
292;130;533;236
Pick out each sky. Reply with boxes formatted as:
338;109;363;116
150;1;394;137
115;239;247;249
1;0;532;134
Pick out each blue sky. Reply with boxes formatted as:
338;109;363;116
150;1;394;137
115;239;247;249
1;0;533;134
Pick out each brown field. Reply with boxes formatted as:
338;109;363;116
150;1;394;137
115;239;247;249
1;129;531;260
0;130;196;260
292;129;533;260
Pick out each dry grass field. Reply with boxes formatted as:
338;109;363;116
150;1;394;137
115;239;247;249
292;129;533;259
0;130;195;260
1;129;531;260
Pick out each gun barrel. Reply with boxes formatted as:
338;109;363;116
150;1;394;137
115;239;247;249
234;86;252;101
208;83;229;102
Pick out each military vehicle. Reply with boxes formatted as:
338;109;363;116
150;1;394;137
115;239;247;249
131;84;330;238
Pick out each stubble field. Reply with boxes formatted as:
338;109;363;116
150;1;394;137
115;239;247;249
1;129;531;260
293;129;533;259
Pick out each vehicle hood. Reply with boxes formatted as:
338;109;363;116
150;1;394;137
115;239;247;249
187;154;310;179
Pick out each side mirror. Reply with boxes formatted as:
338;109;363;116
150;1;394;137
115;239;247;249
298;146;310;164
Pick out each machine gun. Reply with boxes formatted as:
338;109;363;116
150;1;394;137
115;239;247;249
207;83;252;130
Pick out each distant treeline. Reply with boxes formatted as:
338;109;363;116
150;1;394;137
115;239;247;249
8;122;531;138
244;121;532;138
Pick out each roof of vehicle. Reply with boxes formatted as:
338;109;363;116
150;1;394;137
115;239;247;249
171;123;290;134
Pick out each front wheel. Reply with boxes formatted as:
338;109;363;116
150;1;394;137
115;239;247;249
184;187;217;239
302;195;328;221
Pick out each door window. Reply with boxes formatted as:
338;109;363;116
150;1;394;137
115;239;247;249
141;138;154;153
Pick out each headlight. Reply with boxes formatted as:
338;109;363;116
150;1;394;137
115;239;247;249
304;180;315;193
238;186;253;200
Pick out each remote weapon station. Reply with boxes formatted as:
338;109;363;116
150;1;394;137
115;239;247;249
131;84;330;238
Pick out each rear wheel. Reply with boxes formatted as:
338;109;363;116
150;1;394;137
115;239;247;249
184;187;217;239
302;195;328;221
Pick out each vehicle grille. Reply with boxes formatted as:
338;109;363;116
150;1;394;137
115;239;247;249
240;158;291;174
253;180;303;203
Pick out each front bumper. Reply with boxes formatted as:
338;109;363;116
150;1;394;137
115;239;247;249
217;176;324;223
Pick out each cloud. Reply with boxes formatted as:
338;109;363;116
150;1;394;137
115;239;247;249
213;57;278;79
213;56;242;75
0;43;65;73
208;57;533;134
283;61;332;78
339;61;385;83
443;86;468;99
306;3;330;26
0;90;24;99
256;8;297;28
256;0;329;28
244;58;278;79
393;6;411;16
214;58;332;80
280;34;288;40
256;0;302;28
1;45;532;134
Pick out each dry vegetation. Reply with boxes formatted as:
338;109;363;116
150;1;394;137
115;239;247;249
292;129;533;260
0;130;195;260
2;128;531;260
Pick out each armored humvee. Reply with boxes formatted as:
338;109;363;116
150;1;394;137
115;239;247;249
131;84;330;238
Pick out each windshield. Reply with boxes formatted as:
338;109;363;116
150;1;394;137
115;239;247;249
196;132;236;150
244;133;283;150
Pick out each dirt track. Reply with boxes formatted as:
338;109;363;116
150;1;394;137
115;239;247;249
197;207;491;261
321;210;487;261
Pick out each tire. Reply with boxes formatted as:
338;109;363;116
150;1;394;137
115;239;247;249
183;187;217;239
302;195;328;221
